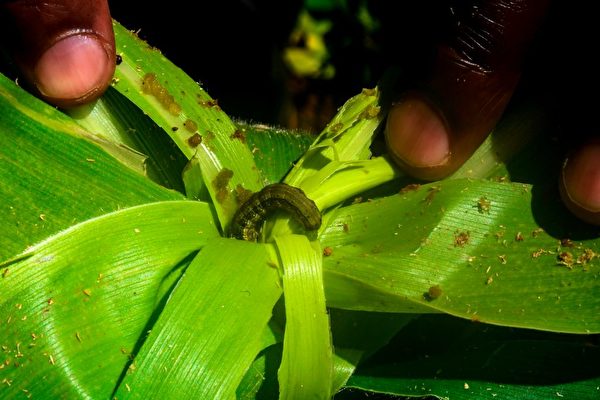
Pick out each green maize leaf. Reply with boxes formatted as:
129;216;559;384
2;12;600;400
237;345;275;399
236;308;413;398
111;21;263;231
451;102;546;181
284;87;383;192
269;88;397;240
236;325;283;398
70;87;189;192
275;235;333;399
341;314;600;400
320;179;600;333
307;156;400;211
0;74;147;175
238;343;283;399
267;156;401;241
0;201;219;399
0;74;184;261
239;310;413;398
241;122;314;185
114;238;281;399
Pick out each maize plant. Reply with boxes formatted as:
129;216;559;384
1;21;599;400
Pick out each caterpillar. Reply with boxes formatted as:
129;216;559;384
230;183;321;241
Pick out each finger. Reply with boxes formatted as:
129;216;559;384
559;139;600;226
385;0;548;180
0;0;115;108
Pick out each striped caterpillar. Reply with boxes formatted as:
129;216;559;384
230;183;321;241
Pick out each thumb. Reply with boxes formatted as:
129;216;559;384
385;0;548;180
1;0;115;108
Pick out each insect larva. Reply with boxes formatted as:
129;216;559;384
230;183;321;241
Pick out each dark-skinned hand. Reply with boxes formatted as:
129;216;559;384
0;0;115;108
1;0;598;225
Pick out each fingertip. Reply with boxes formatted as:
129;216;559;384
33;34;115;107
385;96;451;180
559;140;600;225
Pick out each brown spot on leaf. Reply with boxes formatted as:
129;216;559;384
557;252;574;269
424;285;442;301
212;169;234;204
361;88;376;96
199;98;220;109
477;197;491;214
424;186;441;205
230;128;247;143
399;183;421;194
515;232;524;242
183;119;198;133
141;72;182;116
235;184;253;206
532;248;546;258
454;231;470;247
560;238;574;248
578;248;597;265
532;228;544;237
329;122;344;133
360;105;380;120
187;133;202;148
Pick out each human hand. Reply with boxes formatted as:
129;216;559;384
0;0;115;108
384;0;600;226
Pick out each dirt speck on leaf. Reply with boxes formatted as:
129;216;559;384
515;232;524;242
423;186;441;205
230;128;247;143
400;183;421;194
532;248;547;258
560;238;574;248
532;228;544;237
454;231;470;247
477;197;491;214
557;252;575;268
577;248;597;265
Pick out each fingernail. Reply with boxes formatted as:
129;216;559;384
385;97;450;168
34;34;111;101
562;142;600;213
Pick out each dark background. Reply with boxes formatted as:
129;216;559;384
75;1;596;142
108;1;464;130
110;1;305;127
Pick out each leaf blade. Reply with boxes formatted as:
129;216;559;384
320;180;600;333
111;21;264;231
115;238;282;399
0;73;183;260
0;201;219;399
275;235;333;399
